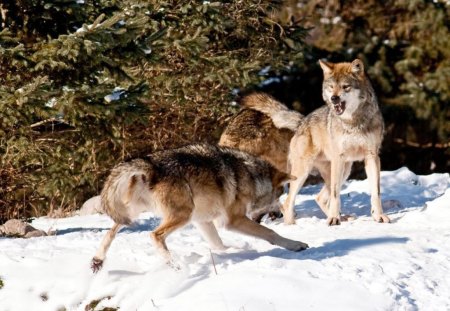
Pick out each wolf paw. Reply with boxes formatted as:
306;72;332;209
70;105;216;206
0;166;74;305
327;217;341;226
91;257;103;273
283;213;297;225
291;241;309;252
340;214;356;222
166;259;181;271
284;218;296;225
372;214;390;223
212;244;228;252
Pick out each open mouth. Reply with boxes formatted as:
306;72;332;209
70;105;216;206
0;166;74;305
333;101;346;115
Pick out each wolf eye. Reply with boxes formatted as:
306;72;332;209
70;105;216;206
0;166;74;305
343;85;351;92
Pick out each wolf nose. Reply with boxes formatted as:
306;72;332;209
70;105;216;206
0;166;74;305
331;95;340;104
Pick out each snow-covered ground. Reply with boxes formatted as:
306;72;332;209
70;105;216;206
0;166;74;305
0;167;449;311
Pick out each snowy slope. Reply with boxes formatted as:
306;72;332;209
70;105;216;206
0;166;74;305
0;167;449;311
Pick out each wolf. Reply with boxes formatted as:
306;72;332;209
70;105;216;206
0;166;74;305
91;143;309;272
282;59;390;226
219;93;303;222
219;92;303;174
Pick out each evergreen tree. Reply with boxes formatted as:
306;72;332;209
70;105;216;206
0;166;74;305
0;0;308;221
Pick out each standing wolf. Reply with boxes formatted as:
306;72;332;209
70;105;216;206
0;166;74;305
219;93;303;174
91;144;308;272
282;59;390;226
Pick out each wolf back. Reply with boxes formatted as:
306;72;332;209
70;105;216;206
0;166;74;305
102;144;285;224
219;93;303;173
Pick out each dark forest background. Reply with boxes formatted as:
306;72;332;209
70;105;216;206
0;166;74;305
0;0;448;222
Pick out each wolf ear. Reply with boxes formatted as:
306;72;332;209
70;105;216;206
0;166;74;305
319;59;334;76
351;59;364;75
272;170;296;187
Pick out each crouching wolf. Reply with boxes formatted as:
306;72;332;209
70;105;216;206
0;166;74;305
91;144;308;272
282;59;390;226
219;92;303;174
219;93;303;222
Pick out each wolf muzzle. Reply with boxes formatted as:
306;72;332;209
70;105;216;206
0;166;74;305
331;95;346;115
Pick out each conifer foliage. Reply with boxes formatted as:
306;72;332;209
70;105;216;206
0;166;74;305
0;1;308;221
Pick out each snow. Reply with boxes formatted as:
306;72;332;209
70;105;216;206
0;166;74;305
44;98;57;108
104;87;126;103
0;167;449;311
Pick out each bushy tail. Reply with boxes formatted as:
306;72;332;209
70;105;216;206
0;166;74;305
101;159;152;225
241;93;303;131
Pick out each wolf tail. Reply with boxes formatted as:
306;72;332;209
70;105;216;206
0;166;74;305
101;159;152;225
241;93;303;132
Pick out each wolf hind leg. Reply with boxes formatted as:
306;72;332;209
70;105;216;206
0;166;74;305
315;185;330;216
340;162;355;221
150;214;191;266
315;162;331;217
195;221;226;250
91;223;122;273
227;216;308;251
315;162;353;221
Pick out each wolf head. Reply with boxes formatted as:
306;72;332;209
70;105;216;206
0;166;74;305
248;167;295;220
319;59;376;120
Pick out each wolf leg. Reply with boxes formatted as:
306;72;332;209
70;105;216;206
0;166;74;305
281;176;305;225
91;223;122;273
328;157;345;225
195;221;226;250
316;162;353;221
150;216;190;264
315;185;330;216
340;162;355;221
315;162;331;217
365;154;390;223
282;158;312;225
227;216;308;251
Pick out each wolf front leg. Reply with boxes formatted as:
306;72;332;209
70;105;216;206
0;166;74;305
227;216;309;251
150;214;190;268
365;153;390;223
91;223;122;273
282;157;312;225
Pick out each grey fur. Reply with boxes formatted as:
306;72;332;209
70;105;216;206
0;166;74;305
282;59;389;225
92;143;308;272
